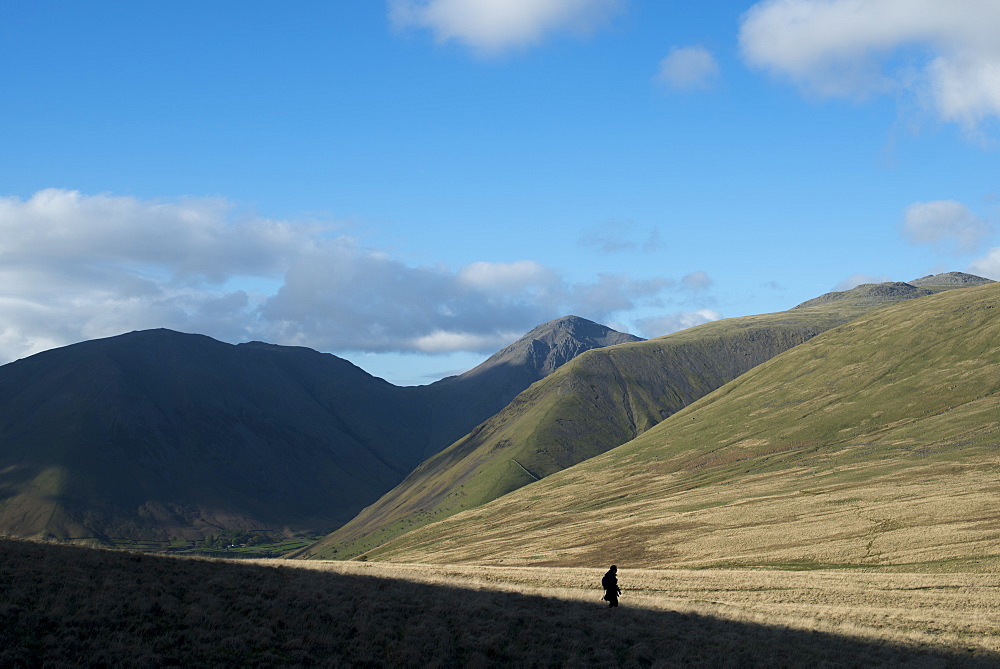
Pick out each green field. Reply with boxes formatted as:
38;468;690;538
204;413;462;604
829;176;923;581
108;531;323;558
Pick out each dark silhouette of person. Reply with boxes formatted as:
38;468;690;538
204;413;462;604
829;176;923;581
601;565;621;608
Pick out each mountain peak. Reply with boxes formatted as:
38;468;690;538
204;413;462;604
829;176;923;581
909;271;994;292
467;315;642;379
421;316;642;455
794;273;993;310
793;281;932;309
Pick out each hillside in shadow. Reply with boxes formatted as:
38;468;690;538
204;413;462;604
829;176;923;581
0;330;436;541
0;316;634;544
1;538;994;667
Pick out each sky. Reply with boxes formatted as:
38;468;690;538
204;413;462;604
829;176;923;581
1;0;998;385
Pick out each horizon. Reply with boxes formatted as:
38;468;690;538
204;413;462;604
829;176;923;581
0;270;989;388
2;1;999;385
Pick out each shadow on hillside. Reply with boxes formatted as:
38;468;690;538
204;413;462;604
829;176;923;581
0;538;993;667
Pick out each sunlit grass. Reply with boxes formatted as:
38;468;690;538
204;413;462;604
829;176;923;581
300;560;1000;659
357;284;1000;572
2;537;997;666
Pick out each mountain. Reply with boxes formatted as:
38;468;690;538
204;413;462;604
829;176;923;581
909;271;994;292
420;316;642;458
0;330;433;541
791;272;993;311
1;273;990;548
0;317;636;543
344;281;1000;568
791;281;933;309
298;276;975;560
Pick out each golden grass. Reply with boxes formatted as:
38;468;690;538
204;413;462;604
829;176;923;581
357;459;1000;571
285;559;1000;661
356;285;1000;572
4;537;997;666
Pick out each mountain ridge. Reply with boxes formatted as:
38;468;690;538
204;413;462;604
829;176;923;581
0;272;992;549
300;274;991;560
0;315;636;543
0;328;434;540
348;281;1000;568
420;315;642;457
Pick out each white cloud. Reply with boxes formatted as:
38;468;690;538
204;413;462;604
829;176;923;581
261;258;675;354
409;330;521;353
656;45;720;91
0;189;682;363
388;0;623;54
968;247;1000;280
0;189;313;355
0;189;308;284
457;260;556;292
902;200;994;254
739;0;1000;132
570;273;674;314
637;309;722;338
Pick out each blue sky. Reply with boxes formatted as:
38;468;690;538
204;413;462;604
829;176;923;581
1;0;998;384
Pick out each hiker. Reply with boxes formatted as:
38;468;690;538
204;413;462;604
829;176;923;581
602;565;621;608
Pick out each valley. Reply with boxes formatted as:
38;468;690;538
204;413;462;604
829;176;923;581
1;273;998;666
11;3;1000;664
0;272;995;567
351;281;1000;569
303;274;998;561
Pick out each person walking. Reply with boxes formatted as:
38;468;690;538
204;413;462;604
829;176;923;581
602;565;622;608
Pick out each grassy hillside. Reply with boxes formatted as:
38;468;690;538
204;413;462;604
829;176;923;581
420;315;642;458
356;282;1000;569
301;280;948;560
2;538;996;666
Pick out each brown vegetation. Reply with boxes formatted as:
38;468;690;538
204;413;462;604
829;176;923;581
2;538;997;667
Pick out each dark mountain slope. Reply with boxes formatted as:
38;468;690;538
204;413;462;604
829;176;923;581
0;317;638;544
0;329;433;541
355;281;1000;568
421;316;641;457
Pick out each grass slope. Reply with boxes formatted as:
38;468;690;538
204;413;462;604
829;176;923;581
421;315;642;458
357;282;1000;569
2;538;997;666
302;280;943;560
